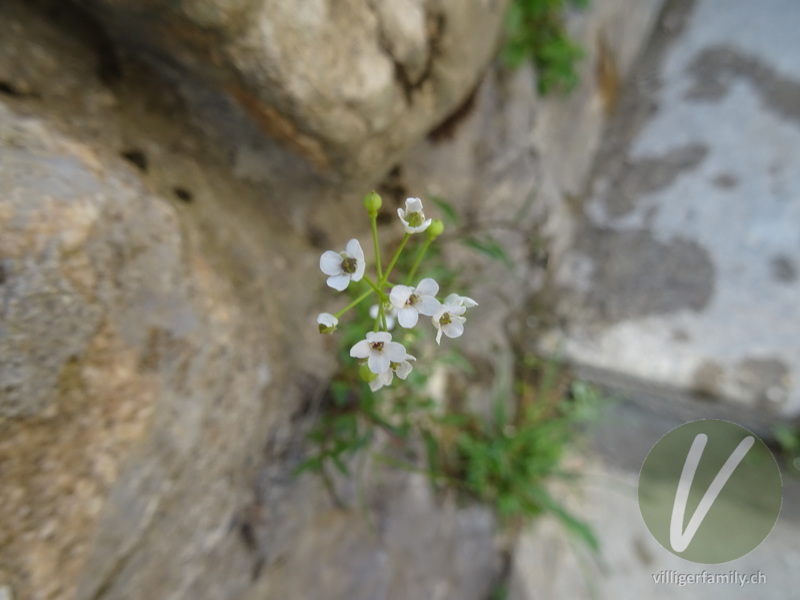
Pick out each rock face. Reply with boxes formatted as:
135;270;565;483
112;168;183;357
0;96;271;600
0;0;659;599
75;0;509;182
543;0;800;427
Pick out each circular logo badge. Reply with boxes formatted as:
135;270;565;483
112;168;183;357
638;419;782;564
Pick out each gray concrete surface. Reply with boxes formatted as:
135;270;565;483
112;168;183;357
545;0;800;422
509;400;800;600
518;1;800;597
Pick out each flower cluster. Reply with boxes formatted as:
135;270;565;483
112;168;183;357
317;195;477;391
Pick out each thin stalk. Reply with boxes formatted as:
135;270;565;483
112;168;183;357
370;214;383;281
406;238;432;284
334;288;374;318
362;274;383;297
383;233;410;282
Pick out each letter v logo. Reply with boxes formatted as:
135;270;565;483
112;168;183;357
639;420;782;563
669;433;754;552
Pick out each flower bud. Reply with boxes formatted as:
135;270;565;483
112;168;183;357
359;363;378;383
317;312;338;334
426;219;444;240
363;191;382;215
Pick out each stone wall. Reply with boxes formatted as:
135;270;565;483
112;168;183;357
0;0;659;598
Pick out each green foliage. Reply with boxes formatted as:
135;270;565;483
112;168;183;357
462;235;514;271
432;355;601;550
299;339;604;551
430;196;461;227
502;0;588;95
302;196;604;552
772;424;800;475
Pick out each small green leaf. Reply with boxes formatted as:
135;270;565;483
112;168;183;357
430;196;460;226
531;486;600;552
462;236;514;269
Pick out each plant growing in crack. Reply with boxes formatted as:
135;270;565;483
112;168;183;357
316;192;477;392
503;0;588;95
301;191;601;556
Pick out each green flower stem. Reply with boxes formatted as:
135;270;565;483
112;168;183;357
406;238;432;284
362;274;385;299
334;289;374;319
373;302;384;332
370;213;383;281
383;233;410;283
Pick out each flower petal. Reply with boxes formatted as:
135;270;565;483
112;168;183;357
368;331;392;344
385;341;407;362
326;274;350;291
460;296;478;308
320;251;342;276
443;319;464;339
390;285;413;309
395;360;413;380
368;352;390;374
317;313;338;327
448;304;467;317
345;238;364;261
445;293;478;308
397;308;419;328
352;258;365;282
405;197;423;213
415;296;441;317
350;339;372;358
416;278;439;297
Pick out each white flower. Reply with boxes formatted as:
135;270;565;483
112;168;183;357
444;293;479;309
397;197;432;234
350;331;408;374
317;312;338;334
370;304;397;330
368;354;416;392
432;302;467;345
319;239;365;291
389;278;441;328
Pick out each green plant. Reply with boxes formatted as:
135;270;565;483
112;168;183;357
301;193;603;553
772;424;800;475
429;354;601;550
502;0;588;95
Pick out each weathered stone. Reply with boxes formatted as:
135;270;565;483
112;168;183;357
0;2;506;598
509;403;800;600
0;95;276;599
73;0;510;183
543;0;800;421
400;0;664;412
0;0;672;598
242;469;498;600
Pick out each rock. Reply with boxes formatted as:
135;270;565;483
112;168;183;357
543;0;800;424
0;96;271;599
398;0;663;412
0;0;671;598
74;0;510;183
508;402;800;600
1;3;503;598
242;470;499;600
